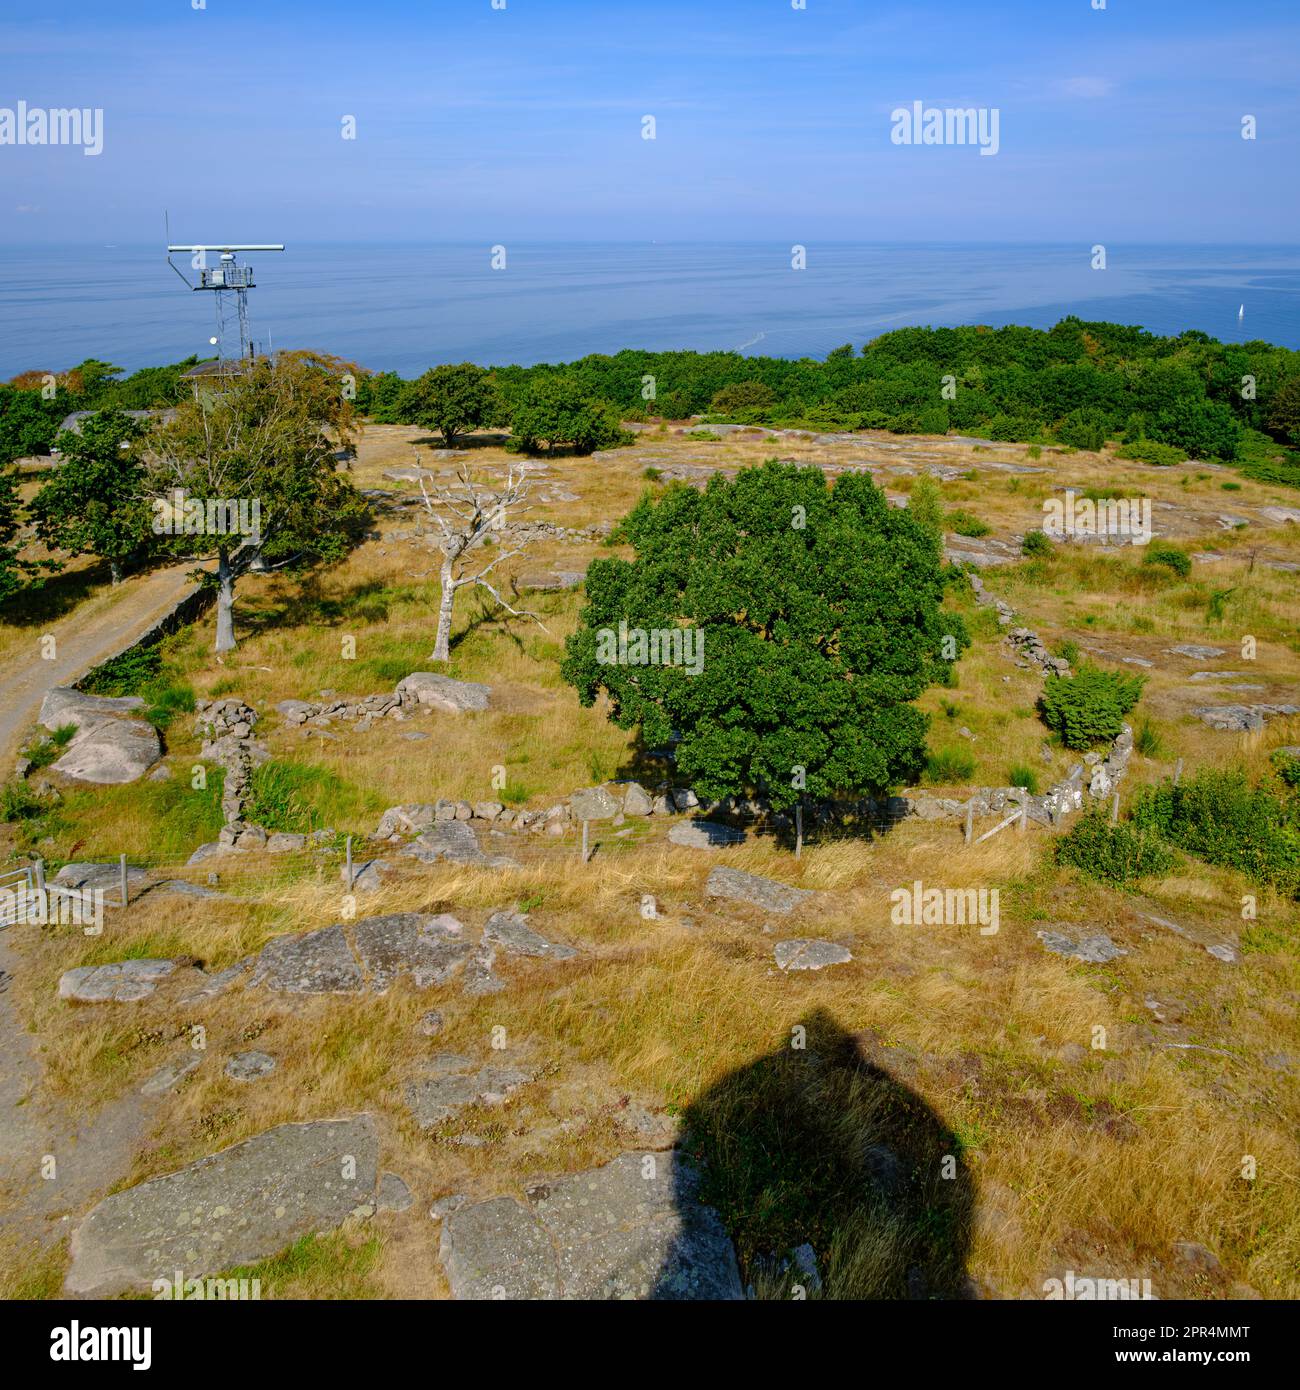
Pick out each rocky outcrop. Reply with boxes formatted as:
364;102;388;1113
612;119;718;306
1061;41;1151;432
706;866;812;916
39;687;162;785
436;1151;743;1300
65;1116;378;1296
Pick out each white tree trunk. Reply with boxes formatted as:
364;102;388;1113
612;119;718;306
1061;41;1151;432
430;556;455;662
215;546;237;653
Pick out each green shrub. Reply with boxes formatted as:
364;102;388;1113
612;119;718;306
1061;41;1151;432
924;746;977;784
1038;663;1145;750
1141;542;1191;579
1056;810;1177;886
1134;718;1165;758
1057;408;1109;451
1132;769;1300;896
1007;764;1040;795
1113;440;1187;467
1055;639;1080;666
643;466;662;481
1271;750;1300;791
80;644;163;697
1;781;44;823
947;510;990;538
1021;529;1053;558
23;723;77;769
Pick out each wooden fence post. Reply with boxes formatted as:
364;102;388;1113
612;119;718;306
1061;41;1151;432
345;835;354;891
34;857;46;894
119;853;129;908
964;801;975;845
795;804;804;859
581;820;590;863
1173;758;1184;787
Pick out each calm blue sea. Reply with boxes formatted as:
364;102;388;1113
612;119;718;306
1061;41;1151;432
2;242;1299;379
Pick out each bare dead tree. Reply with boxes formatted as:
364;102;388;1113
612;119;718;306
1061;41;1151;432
418;457;549;662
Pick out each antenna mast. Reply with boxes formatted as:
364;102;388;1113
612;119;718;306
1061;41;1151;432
165;226;285;362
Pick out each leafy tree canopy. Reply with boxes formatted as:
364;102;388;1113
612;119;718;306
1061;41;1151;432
562;461;967;810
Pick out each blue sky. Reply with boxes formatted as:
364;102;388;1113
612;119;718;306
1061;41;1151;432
1;0;1297;245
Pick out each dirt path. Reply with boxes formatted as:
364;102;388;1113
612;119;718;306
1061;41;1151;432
0;561;202;765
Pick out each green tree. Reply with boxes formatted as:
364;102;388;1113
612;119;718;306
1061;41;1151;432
148;354;370;652
1267;375;1300;445
399;362;496;447
0;462;28;603
30;410;154;584
710;381;776;416
508;376;625;455
907;476;944;539
561;461;967;825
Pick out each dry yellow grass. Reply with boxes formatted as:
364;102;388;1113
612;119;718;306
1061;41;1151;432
1;422;1298;1299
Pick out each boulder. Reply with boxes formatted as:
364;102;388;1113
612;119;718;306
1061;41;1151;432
276;699;319;725
438;1151;743;1300
48;707;162;785
401;820;518;869
1196;703;1300;731
52;861;148;893
378;1173;414;1213
622;782;653;816
706;866;812;916
668;820;745;849
39;687;144;729
59;959;174;1003
346;859;391;893
773;939;851;971
395;672;492;713
65;1116;378;1296
374;804;437;839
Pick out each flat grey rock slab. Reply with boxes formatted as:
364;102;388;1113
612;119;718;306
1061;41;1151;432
439;1151;743;1300
59;959;175;1003
402;820;487;864
395;672;492;713
248;924;364;994
346;858;391;892
668;820;745;849
265;832;307;854
1037;929;1127;963
225;1050;276;1081
186;842;227;866
1136;911;1239;964
570;785;621;821
707;866;812;916
774;939;851;971
1165;644;1226;660
65;1116;379;1296
39;687;145;729
378;1172;414;1212
179;959;250;1003
461;943;505;996
352;912;471;991
140;1054;202;1095
482;909;577;961
1195;703;1300;731
405;1057;533;1128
